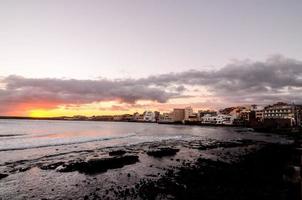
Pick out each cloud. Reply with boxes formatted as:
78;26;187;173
137;55;302;104
0;55;302;115
0;76;177;114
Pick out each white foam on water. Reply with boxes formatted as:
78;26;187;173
0;119;290;164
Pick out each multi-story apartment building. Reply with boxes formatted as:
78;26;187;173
201;114;234;125
255;110;264;121
172;108;185;122
250;105;264;121
154;111;160;122
184;113;199;123
143;111;156;122
201;114;217;124
184;107;193;120
263;102;296;127
264;102;295;119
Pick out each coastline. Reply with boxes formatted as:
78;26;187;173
0;134;298;200
1;117;301;136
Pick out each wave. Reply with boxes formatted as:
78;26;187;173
0;133;137;152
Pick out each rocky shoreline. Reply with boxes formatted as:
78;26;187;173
131;143;294;200
0;137;298;200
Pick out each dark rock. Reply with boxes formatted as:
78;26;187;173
199;140;255;150
147;147;179;157
109;150;127;156
39;162;65;170
135;143;293;200
0;173;8;179
18;167;30;172
58;155;139;174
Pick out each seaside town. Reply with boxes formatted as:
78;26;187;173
46;102;302;132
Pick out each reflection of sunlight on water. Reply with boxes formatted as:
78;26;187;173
33;129;116;139
0;120;290;165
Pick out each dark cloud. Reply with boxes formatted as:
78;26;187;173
0;55;301;114
0;76;177;114
3;76;178;103
137;55;302;104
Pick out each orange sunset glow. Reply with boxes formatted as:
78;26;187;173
0;1;301;118
27;101;138;117
1;1;302;200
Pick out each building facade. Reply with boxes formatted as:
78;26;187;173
143;111;156;122
263;102;296;127
264;103;295;119
201;114;234;125
172;108;185;122
184;107;193;120
159;112;174;123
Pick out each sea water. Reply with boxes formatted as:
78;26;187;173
0;119;288;164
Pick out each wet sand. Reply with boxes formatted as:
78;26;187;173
0;137;296;200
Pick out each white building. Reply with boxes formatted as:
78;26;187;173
201;114;217;124
201;114;234;125
264;103;295;119
143;111;156;122
216;114;234;125
263;103;296;126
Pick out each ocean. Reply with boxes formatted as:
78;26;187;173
0;119;293;199
0;119;287;165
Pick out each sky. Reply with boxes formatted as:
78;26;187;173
0;0;302;117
